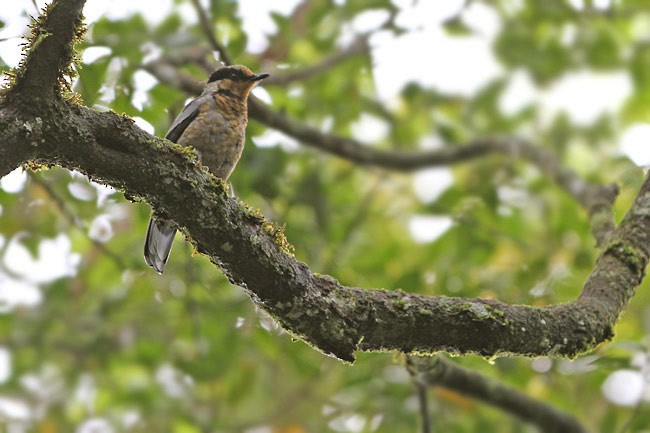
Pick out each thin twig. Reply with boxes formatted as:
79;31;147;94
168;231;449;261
407;358;433;433
263;35;370;86
416;382;432;433
28;172;127;269
188;0;233;66
406;355;588;433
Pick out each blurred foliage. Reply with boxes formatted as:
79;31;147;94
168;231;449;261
1;0;650;432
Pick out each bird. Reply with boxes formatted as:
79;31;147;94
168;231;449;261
144;65;269;274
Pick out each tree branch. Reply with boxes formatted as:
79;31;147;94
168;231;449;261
406;356;587;433
188;0;232;66
28;172;128;269
262;36;370;86
0;99;646;363
1;0;644;364
248;97;618;243
143;61;617;244
3;0;85;105
407;357;433;433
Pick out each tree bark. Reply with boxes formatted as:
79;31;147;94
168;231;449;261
0;0;647;364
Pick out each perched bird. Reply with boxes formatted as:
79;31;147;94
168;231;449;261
144;65;269;274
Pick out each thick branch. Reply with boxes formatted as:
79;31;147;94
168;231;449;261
407;356;587;433
0;108;28;177
4;0;85;105
1;0;641;364
0;100;646;363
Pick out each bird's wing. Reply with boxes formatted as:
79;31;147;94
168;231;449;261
165;93;213;143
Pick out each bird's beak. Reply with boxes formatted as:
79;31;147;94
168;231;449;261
250;73;270;82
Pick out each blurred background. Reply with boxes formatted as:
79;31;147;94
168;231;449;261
1;0;650;431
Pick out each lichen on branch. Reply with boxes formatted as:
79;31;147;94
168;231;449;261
0;0;647;365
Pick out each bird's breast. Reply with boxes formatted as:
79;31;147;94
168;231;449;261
177;97;247;179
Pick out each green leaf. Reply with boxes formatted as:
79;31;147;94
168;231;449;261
76;57;110;105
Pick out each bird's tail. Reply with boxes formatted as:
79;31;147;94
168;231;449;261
144;216;177;274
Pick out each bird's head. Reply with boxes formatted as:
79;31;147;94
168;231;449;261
206;65;269;99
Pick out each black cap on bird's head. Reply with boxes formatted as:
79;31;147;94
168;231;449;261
207;65;269;98
208;65;269;84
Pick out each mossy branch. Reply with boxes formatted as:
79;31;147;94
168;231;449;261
2;0;86;106
0;0;647;363
0;99;648;362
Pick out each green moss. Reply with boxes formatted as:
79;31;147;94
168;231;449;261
122;191;145;203
392;296;410;310
238;199;265;222
261;220;294;256
22;161;49;172
153;136;198;163
234;198;294;255
30;28;52;51
1;1;85;102
60;6;86;101
454;301;510;326
0;4;53;92
176;143;200;159
605;239;646;275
